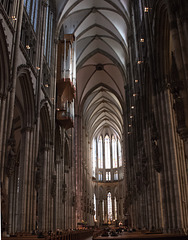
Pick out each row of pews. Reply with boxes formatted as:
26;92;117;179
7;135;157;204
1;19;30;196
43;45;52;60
2;229;94;240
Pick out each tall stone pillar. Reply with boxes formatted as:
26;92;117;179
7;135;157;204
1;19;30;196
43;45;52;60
38;145;50;232
0;94;9;183
17;127;32;232
55;159;61;229
26;127;34;232
104;198;108;223
112;197;115;221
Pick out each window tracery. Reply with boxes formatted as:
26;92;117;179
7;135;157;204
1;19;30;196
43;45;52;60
118;139;122;167
92;139;97;177
24;0;39;32
92;134;123;182
106;172;111;181
98;136;103;168
107;192;112;221
105;135;111;169
112;135;117;168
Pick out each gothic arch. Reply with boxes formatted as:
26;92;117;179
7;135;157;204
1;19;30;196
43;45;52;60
0;20;10;96
16;66;36;127
99;186;104;200
40;103;52;145
154;1;170;84
4;67;37;234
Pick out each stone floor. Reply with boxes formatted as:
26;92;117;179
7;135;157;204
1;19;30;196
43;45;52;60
93;232;188;240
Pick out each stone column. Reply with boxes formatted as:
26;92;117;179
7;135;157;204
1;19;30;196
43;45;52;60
26;127;34;232
17;126;32;232
37;145;50;232
7;0;24;140
0;94;8;182
112;197;115;221
55;159;61;229
104;198;108;223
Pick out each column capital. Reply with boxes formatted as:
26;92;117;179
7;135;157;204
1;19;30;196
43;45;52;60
21;126;34;133
43;145;51;151
42;0;48;7
0;93;7;100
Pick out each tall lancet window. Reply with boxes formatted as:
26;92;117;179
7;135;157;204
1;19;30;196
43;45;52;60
105;135;111;169
98;136;103;168
98;171;103;181
107;192;112;221
118;139;122;167
114;171;118;181
44;0;54;65
94;194;96;221
102;200;104;221
114;197;117;220
92;138;96;177
112;136;117;168
24;0;39;32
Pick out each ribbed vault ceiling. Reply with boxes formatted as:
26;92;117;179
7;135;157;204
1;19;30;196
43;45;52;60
56;0;130;139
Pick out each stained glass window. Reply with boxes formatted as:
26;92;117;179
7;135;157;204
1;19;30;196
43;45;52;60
106;172;111;181
24;0;39;32
44;2;49;56
47;12;53;64
102;200;104;221
112;136;117;168
26;0;31;14
105;135;111;169
114;171;118;180
33;0;39;31
98;136;103;168
94;194;96;221
118;139;122;167
114;197;117;220
107;192;112;221
92;138;96;177
43;1;54;65
98;171;103;181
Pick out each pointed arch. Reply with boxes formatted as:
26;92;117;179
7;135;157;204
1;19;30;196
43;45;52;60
17;66;36;127
0;20;10;96
40;103;52;145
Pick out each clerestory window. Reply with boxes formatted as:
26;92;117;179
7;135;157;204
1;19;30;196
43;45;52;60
105;135;111;169
98;136;103;168
24;0;39;32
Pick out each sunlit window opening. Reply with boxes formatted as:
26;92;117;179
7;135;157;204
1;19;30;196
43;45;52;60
118;139;122;167
114;171;118;181
107;192;112;221
98;136;103;168
105;135;111;169
106;171;111;181
112;136;118;168
44;1;53;65
94;194;96;221
24;0;39;32
98;171;103;181
102;200;104;221
92;139;97;177
114;197;117;220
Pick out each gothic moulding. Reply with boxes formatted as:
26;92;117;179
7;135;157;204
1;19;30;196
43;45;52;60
0;18;10;97
151;113;162;173
169;53;188;140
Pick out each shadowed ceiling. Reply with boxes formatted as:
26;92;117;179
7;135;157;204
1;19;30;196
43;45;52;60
56;0;130;139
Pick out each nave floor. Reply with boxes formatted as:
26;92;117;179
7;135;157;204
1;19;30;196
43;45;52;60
2;231;188;240
93;231;188;240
